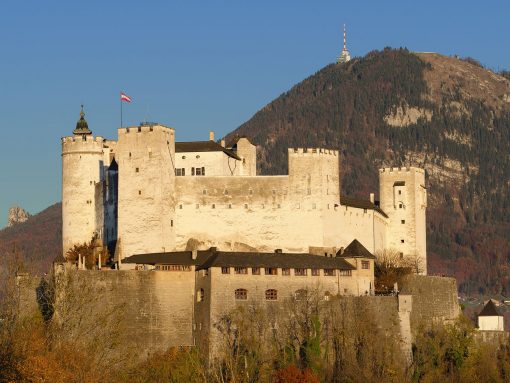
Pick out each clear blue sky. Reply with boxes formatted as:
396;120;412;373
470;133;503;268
0;0;508;227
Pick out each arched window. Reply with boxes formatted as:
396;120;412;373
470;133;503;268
295;289;307;301
235;288;247;300
265;289;278;301
197;288;205;302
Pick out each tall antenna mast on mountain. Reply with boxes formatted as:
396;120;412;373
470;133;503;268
337;24;351;64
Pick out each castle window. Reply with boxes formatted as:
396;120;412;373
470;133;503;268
364;209;367;213
312;203;317;209
244;204;248;209
201;167;205;176
235;289;247;300
171;219;173;227
149;127;153;132
361;261;370;269
272;189;276;195
295;268;307;276
339;270;352;276
398;190;402;195
197;289;204;302
203;189;207;195
307;188;311;195
136;167;139;173
196;167;202;176
282;268;290;276
324;269;336;276
196;155;200;159
264;267;277;276
252;267;260;275
311;268;320;276
265;289;278;301
401;239;405;243
228;204;232;209
234;267;247;275
137;127;141;132
224;189;228;195
196;204;199;209
401;219;405;224
179;204;183;209
400;252;404;259
138;190;141;195
324;291;331;301
221;267;230;274
176;168;185;176
191;167;195;175
277;204;281;209
129;152;131;158
399;203;403;209
249;189;253;195
182;155;186;159
212;204;215;209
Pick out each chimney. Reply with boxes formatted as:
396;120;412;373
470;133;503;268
192;250;198;260
369;193;375;204
209;131;215;141
336;247;344;257
220;139;225;147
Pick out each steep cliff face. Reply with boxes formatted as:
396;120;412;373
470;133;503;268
227;48;510;296
7;206;30;227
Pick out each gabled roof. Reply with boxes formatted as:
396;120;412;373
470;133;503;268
196;251;355;271
479;300;501;317
124;248;356;271
53;253;66;264
175;141;241;160
340;195;389;218
337;239;376;259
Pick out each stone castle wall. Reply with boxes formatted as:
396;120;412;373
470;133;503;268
400;275;460;335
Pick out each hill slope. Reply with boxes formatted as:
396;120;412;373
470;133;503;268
0;203;61;275
226;48;510;296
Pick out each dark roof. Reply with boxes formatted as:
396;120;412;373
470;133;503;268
175;141;241;160
340;195;389;218
124;248;355;271
53;253;66;264
337;239;376;259
196;251;355;271
123;251;210;266
73;106;92;135
108;158;118;171
479;300;501;317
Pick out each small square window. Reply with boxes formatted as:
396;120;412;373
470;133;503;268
221;267;230;274
311;269;320;276
264;267;277;275
295;268;307;276
399;203;403;209
401;220;405;224
398;190;402;195
401;239;405;243
135;167;139;173
234;267;247;274
252;267;260;275
212;204;215;209
361;261;370;270
282;268;290;276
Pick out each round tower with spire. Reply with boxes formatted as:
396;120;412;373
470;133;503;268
337;24;351;64
62;106;105;258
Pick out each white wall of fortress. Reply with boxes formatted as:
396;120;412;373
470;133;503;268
61;123;427;274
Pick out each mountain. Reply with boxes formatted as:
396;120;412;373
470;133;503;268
226;48;510;296
0;203;61;275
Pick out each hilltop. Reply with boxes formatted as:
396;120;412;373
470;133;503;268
226;48;510;296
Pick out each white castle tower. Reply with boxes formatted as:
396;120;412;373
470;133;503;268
337;24;351;64
61;107;105;256
379;167;427;274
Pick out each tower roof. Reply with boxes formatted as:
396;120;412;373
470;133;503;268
73;105;92;135
479;300;501;317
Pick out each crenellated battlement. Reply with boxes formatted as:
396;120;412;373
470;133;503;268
288;147;338;156
62;135;104;144
61;135;105;154
118;124;174;136
379;166;425;174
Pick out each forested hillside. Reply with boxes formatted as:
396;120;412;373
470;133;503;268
227;48;510;296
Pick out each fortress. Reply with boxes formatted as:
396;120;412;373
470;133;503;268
62;108;427;272
54;108;438;357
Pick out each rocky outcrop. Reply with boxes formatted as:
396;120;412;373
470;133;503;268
7;205;30;227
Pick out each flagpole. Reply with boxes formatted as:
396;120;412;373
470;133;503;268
120;91;123;128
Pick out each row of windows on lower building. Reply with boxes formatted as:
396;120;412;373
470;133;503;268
175;167;205;176
220;267;354;276
196;288;334;302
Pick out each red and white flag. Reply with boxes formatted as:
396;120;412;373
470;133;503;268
120;92;132;103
